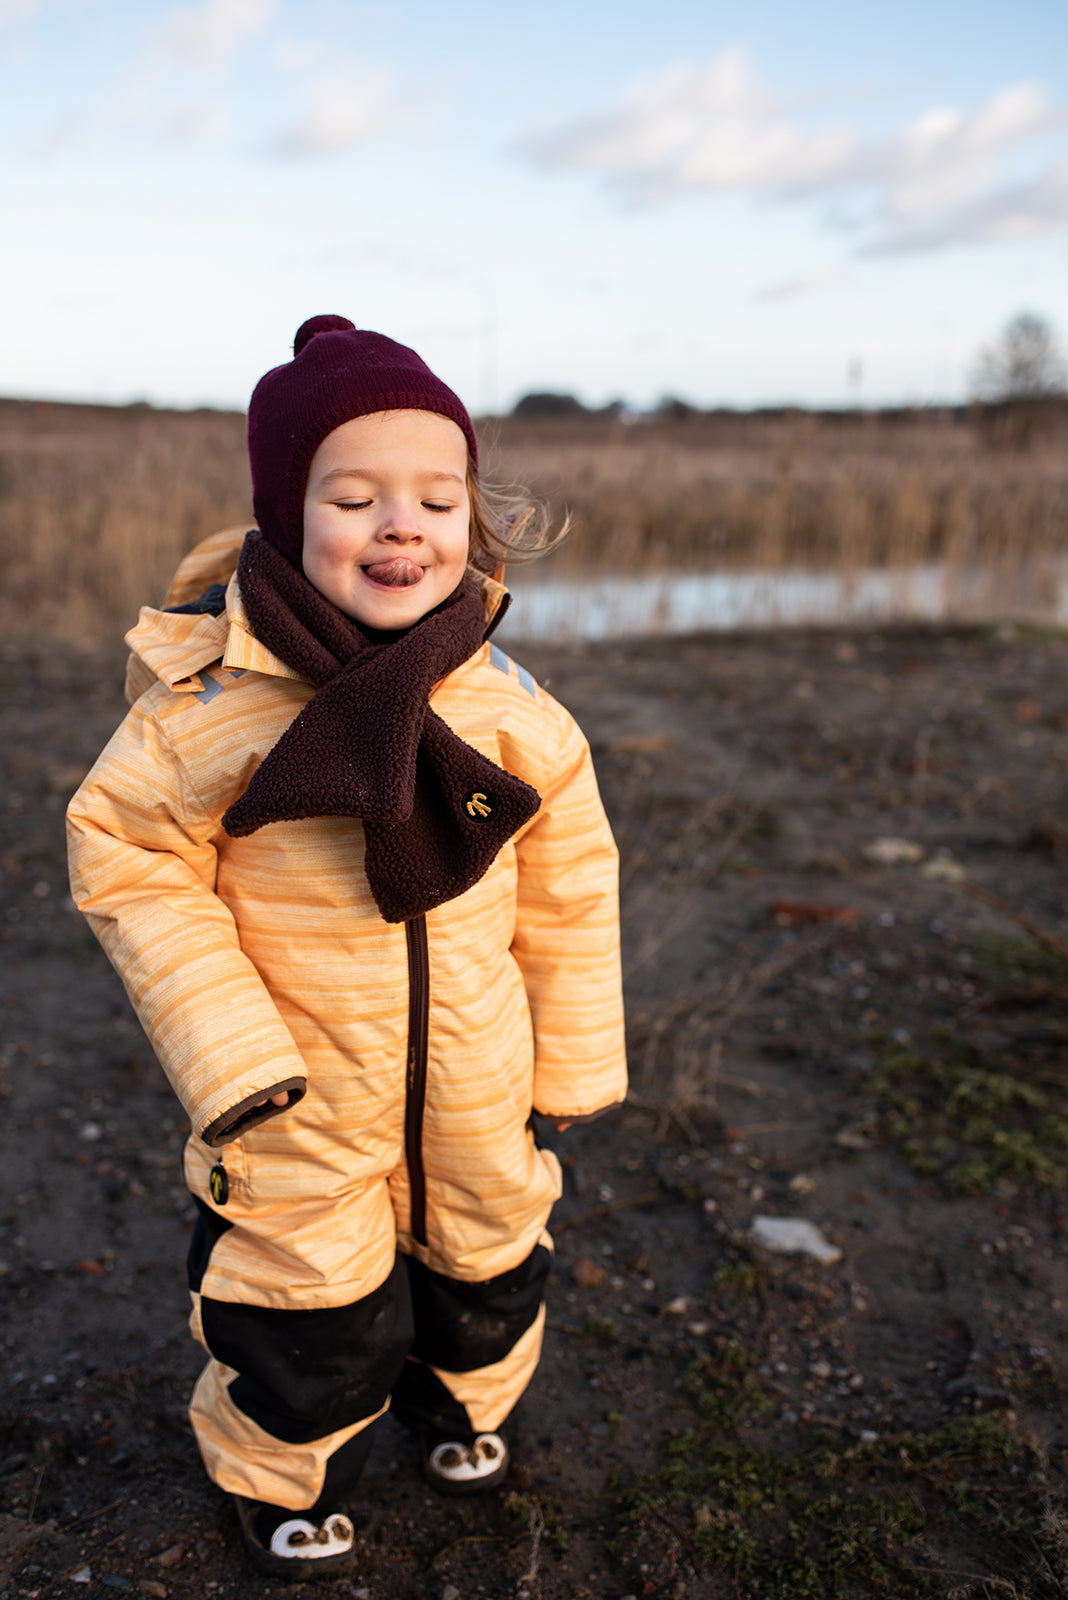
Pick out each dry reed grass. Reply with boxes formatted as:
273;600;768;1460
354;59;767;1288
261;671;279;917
483;405;1068;588
0;398;251;645
1;395;1066;645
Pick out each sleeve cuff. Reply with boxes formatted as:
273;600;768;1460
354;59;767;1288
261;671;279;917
200;1077;306;1147
533;1099;625;1127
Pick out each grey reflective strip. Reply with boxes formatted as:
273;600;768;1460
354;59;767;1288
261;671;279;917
517;664;537;698
193;675;224;705
228;668;246;678
489;643;509;676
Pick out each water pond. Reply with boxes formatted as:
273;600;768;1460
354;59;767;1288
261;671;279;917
499;562;1064;643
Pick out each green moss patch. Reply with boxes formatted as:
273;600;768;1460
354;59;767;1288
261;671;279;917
971;935;1068;989
613;1346;1059;1598
864;1029;1068;1194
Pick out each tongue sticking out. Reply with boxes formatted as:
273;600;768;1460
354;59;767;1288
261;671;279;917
364;558;423;588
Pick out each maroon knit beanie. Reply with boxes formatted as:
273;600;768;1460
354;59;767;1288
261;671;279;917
248;313;479;566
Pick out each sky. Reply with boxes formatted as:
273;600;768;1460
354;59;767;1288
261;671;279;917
2;0;1067;412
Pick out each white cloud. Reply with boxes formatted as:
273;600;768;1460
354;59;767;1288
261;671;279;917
156;0;274;73
271;36;323;74
97;0;272;147
848;85;1067;250
521;50;1068;253
0;0;51;24
843;83;1057;213
159;98;232;142
755;268;849;303
33;108;84;157
270;67;394;157
864;157;1068;254
525;49;852;202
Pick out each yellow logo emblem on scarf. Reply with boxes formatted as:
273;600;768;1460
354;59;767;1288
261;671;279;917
464;791;493;820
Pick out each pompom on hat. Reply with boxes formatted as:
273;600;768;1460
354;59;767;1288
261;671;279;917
248;314;479;565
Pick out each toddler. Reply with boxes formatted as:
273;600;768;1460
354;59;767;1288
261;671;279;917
67;315;627;1579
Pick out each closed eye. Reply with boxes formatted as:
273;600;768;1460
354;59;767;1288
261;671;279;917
336;500;372;511
423;501;456;513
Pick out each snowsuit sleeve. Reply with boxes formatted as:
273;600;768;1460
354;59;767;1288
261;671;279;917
510;715;627;1121
66;692;307;1145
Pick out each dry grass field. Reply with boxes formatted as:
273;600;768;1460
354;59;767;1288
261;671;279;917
0;399;251;644
1;394;1066;643
486;403;1068;593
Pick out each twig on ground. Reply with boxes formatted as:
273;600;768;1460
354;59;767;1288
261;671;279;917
649;1498;700;1561
961;880;1068;967
908;724;936;829
552;1190;662;1232
26;1461;46;1525
627;927;837;1137
704;819;756;880
729;1119;823;1135
910;1567;1014;1589
61;1494;133;1531
171;1483;219;1507
431;1533;509;1567
621;786;753;981
516;1502;544;1594
717;1075;766;1097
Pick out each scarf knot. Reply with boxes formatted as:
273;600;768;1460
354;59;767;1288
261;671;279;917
222;531;540;922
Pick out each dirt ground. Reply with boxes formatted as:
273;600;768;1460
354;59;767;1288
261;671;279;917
3;620;1068;1599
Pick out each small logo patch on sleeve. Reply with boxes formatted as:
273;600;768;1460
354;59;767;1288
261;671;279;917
464;791;494;820
209;1162;229;1206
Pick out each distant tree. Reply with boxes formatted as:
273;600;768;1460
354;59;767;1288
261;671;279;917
656;396;696;421
599;399;639;423
969;312;1068;402
512;392;587;418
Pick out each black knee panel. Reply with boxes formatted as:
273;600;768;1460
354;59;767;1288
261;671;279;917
199;1257;414;1443
313;1420;380;1510
187;1198;232;1293
404;1243;551;1372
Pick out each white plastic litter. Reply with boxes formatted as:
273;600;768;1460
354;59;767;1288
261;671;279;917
749;1216;843;1264
920;857;966;883
863;837;924;865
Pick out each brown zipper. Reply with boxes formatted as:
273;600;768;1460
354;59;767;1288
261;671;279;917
404;914;430;1247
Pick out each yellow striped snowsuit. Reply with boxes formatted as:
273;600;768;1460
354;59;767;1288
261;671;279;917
66;531;627;1510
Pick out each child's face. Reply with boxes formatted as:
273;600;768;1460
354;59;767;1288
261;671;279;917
302;409;471;629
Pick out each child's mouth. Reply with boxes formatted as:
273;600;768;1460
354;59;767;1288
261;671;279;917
363;558;424;588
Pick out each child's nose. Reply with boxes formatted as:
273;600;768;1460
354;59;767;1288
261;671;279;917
380;502;422;541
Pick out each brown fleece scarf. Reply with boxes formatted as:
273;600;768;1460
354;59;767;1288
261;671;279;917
221;531;541;924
